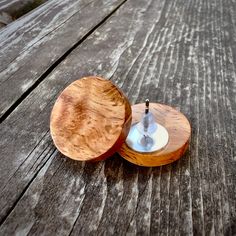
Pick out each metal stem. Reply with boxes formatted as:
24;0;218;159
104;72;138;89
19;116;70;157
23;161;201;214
145;99;149;114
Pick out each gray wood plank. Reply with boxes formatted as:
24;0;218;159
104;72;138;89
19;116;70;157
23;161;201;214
0;0;88;70
0;0;236;235
0;0;126;120
0;0;46;17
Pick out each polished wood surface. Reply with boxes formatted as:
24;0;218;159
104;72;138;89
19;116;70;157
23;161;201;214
119;103;191;167
50;76;131;161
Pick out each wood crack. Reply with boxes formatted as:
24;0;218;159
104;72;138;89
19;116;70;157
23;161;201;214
0;149;57;227
0;0;128;124
0;0;97;76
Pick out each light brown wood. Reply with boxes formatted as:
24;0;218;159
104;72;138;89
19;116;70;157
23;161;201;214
118;103;191;167
50;76;131;161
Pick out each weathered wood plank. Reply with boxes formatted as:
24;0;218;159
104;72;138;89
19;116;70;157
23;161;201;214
0;0;47;19
0;0;87;69
0;0;39;12
0;0;126;120
0;0;236;235
0;0;26;12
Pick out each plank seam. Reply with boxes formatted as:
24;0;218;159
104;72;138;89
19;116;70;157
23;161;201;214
0;0;97;76
0;0;128;124
0;130;50;194
0;149;57;227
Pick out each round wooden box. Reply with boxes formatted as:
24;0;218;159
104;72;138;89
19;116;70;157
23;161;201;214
50;76;191;166
118;103;191;167
50;76;132;161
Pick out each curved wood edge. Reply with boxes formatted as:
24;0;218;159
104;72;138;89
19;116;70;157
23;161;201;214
118;103;191;167
89;84;132;162
50;76;132;162
118;139;190;167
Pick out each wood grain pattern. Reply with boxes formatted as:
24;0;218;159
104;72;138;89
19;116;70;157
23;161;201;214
50;76;131;161
0;0;47;20
119;103;191;166
0;0;235;235
0;0;126;120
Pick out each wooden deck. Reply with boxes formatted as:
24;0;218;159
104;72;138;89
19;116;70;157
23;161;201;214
0;0;235;235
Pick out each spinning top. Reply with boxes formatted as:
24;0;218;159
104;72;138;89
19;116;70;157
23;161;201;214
50;76;191;166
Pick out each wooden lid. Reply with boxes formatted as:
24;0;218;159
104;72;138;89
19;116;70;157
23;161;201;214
118;103;191;167
50;76;132;161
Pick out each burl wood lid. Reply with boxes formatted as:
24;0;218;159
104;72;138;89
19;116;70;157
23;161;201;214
50;76;132;161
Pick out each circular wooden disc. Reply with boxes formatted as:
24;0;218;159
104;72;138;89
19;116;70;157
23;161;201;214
118;103;191;167
50;76;132;161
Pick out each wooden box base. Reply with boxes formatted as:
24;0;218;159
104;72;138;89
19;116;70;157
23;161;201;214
118;103;191;167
